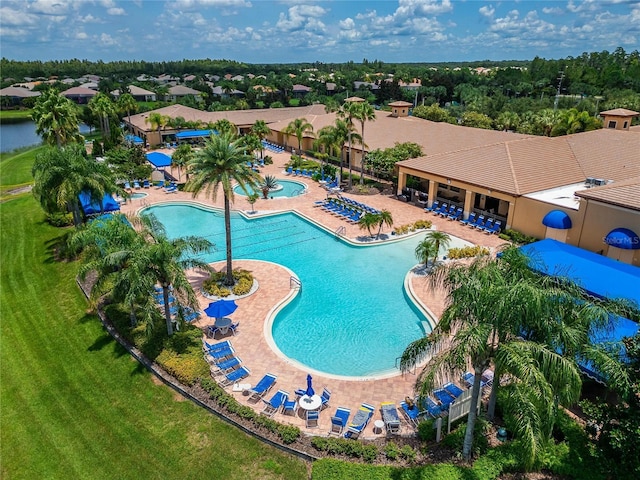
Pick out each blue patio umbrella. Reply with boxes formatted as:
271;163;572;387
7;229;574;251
306;374;315;397
204;299;238;320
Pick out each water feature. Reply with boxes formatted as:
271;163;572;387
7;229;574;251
0;120;93;153
233;179;307;198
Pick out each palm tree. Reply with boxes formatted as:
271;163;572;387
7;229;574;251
212;119;237;136
145;112;168;146
251;119;271;158
185;132;261;286
171;143;193;181
357;212;378;238
117;93;138;130
32;88;83;148
89;93;117;139
31;145;116;226
349;101;376;186
133;214;213;336
423;230;451;266
261;174;278;199
284;118;314;153
375;209;393;238
414;238;437;268
338;101;361;188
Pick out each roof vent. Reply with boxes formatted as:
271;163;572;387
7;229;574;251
585;177;596;187
594;179;606;186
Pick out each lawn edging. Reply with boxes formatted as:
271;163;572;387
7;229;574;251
76;276;318;464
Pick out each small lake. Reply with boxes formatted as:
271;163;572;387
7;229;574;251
0;120;93;153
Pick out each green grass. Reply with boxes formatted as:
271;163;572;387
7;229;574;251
0;171;308;478
0;146;43;192
0;109;34;122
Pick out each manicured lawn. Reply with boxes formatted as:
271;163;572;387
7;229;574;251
0;109;34;121
0;193;308;478
0;147;43;195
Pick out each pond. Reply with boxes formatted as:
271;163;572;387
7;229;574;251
0;120;93;153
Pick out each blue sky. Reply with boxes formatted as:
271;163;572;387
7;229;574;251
1;1;639;63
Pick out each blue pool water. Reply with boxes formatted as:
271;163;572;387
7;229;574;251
233;179;306;198
131;192;148;199
145;203;470;377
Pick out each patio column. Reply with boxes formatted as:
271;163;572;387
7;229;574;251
463;190;474;220
397;171;407;196
427;180;437;208
506;201;515;229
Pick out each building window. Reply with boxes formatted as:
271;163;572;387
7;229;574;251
608;120;617;129
623;121;628;129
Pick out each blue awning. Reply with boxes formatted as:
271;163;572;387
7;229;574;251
146;152;172;168
175;129;213;139
78;191;120;215
519;239;640;304
125;134;144;144
542;210;572;229
605;228;640;250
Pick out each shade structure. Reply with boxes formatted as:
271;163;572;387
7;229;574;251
604;228;640;250
204;299;238;319
146;151;172;168
125;134;144;144
305;374;315;397
78;191;120;215
175;129;213;139
542;210;572;229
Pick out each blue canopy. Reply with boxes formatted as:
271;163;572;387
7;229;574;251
175;129;213;139
542;210;572;229
306;374;315;397
519;239;640;305
605;228;640;250
146;152;172;168
125;134;144;144
204;299;238;319
78;191;120;215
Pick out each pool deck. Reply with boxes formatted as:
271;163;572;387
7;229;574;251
120;149;507;438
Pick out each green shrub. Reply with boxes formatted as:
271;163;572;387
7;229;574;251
500;229;537;245
417;418;437;441
413;219;432;230
277;424;301;444
447;245;491;259
202;269;254;297
383;441;400;460
46;212;74;227
232;277;252;296
399;445;416;464
263;155;273;165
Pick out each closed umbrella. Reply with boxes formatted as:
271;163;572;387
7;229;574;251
204;299;238;320
306;373;315;397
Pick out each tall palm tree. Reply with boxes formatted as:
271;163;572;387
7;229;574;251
185;132;261;286
415;238;437;268
251;119;271;158
145;112;168;146
375;209;393;238
284;118;314;153
89;93;117;139
171;143;193;181
357;212;378;238
32;88;83;148
117;93;138;130
349;101;376;186
423;230;451;266
31;145;116;226
212;119;237;136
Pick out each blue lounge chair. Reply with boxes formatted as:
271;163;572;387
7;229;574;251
439;204;456;218
448;207;463;221
460;212;477;225
262;390;288;417
462;371;489;389
208;345;235;361
421;396;444;418
486;220;502;234
381;402;401;434
229;322;239;336
344;403;375;439
320;387;331;409
133;180;141;189
220;365;250;387
434;203;448;216
330;407;351;435
248;373;277;401
470;214;485;229
425;200;439;213
285;166;293;175
306;409;319;428
203;339;231;353
400;400;421;427
124;181;131;190
212;356;242;374
480;218;494;232
155;180;166;189
143;180;150;188
443;382;465;400
433;388;455;409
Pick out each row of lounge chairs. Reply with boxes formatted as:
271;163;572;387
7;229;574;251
314;198;365;224
262;140;284;153
426;201;464;221
460;213;502;234
285;166;316;178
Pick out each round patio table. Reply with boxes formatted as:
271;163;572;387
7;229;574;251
214;317;232;335
298;394;322;411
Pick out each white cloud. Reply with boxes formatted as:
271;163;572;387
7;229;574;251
78;14;103;23
276;4;327;32
107;7;125;16
542;7;564;15
0;7;40;26
75;31;88;39
99;32;117;46
479;5;495;19
30;0;73;15
174;0;252;9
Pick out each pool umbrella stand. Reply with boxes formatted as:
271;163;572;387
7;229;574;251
204;299;238;320
305;374;315;397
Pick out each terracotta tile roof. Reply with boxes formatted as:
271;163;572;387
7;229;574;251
167;85;201;95
62;86;98;96
575;176;640;212
599;108;639;117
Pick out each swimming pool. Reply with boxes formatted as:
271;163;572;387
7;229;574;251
233;179;306;198
131;192;148;199
144;203;471;377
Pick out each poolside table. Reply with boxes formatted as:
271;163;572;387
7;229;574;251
214;317;232;335
298;394;322;411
